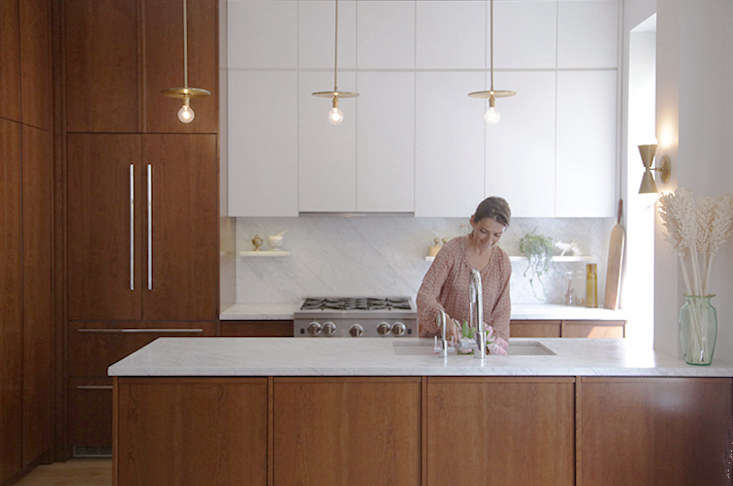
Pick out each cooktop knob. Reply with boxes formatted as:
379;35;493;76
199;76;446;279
307;322;322;336
377;322;391;336
349;324;365;337
323;321;337;337
391;322;406;337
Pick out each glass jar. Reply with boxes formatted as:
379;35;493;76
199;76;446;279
679;295;718;366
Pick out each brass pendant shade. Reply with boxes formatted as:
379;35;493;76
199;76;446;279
162;0;211;124
312;0;358;126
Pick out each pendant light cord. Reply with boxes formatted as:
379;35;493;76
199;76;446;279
489;0;494;92
333;0;338;92
183;0;188;89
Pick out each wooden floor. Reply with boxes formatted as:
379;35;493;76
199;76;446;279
15;459;112;486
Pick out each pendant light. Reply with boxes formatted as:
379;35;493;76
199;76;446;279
312;0;358;125
161;0;211;124
468;0;515;124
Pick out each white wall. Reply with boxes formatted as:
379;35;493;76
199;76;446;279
655;0;733;358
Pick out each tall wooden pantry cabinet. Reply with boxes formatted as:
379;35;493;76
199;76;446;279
62;0;219;456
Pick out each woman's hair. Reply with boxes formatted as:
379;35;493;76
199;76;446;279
472;196;511;227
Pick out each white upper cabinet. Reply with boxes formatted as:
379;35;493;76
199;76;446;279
492;1;557;69
485;71;556;217
557;70;617;217
299;71;357;212
227;0;297;69
356;72;415;212
416;1;485;69
228;70;298;216
415;72;485;217
299;0;356;70
558;0;618;68
357;1;415;69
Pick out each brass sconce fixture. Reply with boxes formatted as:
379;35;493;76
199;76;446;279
638;144;672;194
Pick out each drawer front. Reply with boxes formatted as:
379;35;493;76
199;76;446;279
561;320;625;338
510;320;562;338
69;377;113;452
221;320;293;337
69;321;217;377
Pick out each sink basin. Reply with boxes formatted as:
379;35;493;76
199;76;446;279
392;339;556;356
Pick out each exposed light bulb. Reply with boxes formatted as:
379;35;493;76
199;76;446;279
177;98;195;124
484;105;500;124
328;106;344;126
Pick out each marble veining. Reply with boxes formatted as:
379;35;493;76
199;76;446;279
234;215;615;306
108;338;733;377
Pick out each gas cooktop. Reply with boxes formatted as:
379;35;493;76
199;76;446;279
299;297;413;311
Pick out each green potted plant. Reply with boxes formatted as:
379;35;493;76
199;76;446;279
519;231;554;299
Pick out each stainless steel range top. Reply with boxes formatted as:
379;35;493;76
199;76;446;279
294;297;417;337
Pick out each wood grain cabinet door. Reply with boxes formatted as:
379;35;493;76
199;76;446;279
142;0;217;133
0;119;22;483
67;134;143;321
141;134;217;321
19;0;50;130
274;378;421;486
426;377;575;486
64;0;140;132
0;0;20;122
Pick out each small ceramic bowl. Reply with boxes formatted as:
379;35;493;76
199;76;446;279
268;235;284;250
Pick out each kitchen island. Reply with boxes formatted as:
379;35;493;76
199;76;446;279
109;338;732;485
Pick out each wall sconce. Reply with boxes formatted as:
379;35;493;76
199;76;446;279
638;144;671;194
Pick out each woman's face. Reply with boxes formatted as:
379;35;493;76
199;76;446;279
470;216;506;247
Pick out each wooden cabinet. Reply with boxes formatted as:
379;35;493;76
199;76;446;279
67;134;218;322
220;320;293;337
19;0;51;130
273;378;420;486
0;0;20;122
116;378;267;485
64;0;139;132
579;377;730;485
21;126;53;467
63;0;217;133
426;377;575;486
69;378;113;452
0;119;22;483
510;319;625;338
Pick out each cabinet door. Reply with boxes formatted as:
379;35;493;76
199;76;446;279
142;135;217;321
0;0;20;122
69;378;113;453
22;126;53;466
19;0;50;130
116;378;267;485
67;134;143;321
142;0;217;133
510;320;561;338
64;0;140;132
274;378;420;485
0;120;22;483
427;377;575;486
562;320;625;338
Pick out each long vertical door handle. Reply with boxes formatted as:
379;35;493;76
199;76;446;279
129;164;134;290
147;163;153;290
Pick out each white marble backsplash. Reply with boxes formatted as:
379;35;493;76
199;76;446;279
235;216;615;306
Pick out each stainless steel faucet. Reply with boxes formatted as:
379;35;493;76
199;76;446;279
469;269;485;359
437;310;449;358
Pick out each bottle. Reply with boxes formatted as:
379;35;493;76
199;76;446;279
564;271;575;305
585;263;598;308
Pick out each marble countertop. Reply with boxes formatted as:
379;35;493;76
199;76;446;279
108;337;733;377
220;303;626;321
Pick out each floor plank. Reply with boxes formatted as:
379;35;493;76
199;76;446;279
15;459;111;486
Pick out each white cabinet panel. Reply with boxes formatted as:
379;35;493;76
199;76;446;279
228;71;298;216
299;71;357;212
492;1;557;69
415;72;485;217
357;1;415;69
356;72;415;212
557;71;617;217
227;0;297;69
416;1;485;69
299;0;356;70
558;0;618;68
485;71;556;217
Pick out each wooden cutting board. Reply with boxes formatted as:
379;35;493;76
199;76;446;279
604;199;625;309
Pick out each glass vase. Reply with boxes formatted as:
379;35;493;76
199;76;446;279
679;295;718;366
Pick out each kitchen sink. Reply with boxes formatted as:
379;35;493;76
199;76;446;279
392;339;556;356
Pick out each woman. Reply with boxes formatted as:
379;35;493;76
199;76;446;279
417;197;511;355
